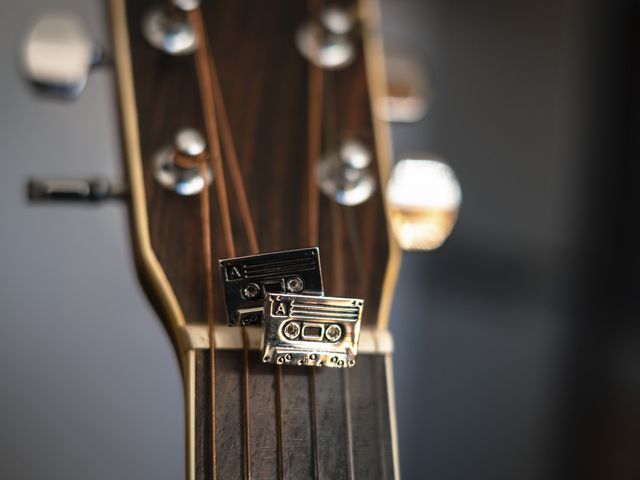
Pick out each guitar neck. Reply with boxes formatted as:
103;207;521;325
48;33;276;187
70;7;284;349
189;345;397;479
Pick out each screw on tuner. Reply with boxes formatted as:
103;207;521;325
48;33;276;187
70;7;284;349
27;178;126;203
152;127;213;196
296;5;358;70
22;13;108;99
142;0;201;55
316;138;376;206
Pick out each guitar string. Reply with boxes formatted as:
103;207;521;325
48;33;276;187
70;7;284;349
275;365;286;480
306;0;364;476
343;367;356;480
197;153;218;480
190;6;272;479
375;354;390;478
189;8;235;255
189;8;224;476
207;42;260;256
326;59;366;480
188;8;248;480
332;200;355;479
200;21;258;480
306;0;325;477
191;2;355;478
307;0;323;246
321;27;357;479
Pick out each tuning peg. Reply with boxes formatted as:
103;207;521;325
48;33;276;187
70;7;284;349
142;0;200;55
22;13;107;99
27;177;125;203
376;51;431;123
153;127;213;195
296;5;358;70
386;158;461;251
316;138;376;206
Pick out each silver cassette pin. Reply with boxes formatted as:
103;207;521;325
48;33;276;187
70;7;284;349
219;247;324;326
261;293;363;368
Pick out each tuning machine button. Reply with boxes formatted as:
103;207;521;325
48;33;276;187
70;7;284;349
377;50;432;123
316;138;376;206
142;0;200;55
296;5;358;70
21;13;107;99
27;178;125;203
386;157;461;251
153;127;212;195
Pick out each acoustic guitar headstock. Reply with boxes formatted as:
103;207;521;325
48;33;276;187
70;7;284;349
114;0;394;348
110;0;461;352
22;0;461;350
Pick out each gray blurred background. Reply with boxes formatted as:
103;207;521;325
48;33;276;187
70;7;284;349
1;0;638;479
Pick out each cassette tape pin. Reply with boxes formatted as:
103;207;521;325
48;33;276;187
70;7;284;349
219;247;324;326
261;293;363;368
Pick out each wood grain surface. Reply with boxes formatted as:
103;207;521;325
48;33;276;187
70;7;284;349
196;350;394;479
124;0;389;330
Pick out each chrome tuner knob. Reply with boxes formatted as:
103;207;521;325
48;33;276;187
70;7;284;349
386;157;461;251
27;178;125;203
316;139;376;206
22;13;106;98
296;5;358;70
377;50;431;123
142;0;200;55
153;127;212;195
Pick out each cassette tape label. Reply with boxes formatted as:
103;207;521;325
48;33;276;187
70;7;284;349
272;301;290;317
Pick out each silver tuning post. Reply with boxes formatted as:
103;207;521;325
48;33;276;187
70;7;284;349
153;127;212;195
316;138;376;206
296;5;358;70
27;178;125;203
261;293;363;368
386;157;461;251
22;13;107;99
219;248;324;327
142;0;200;55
